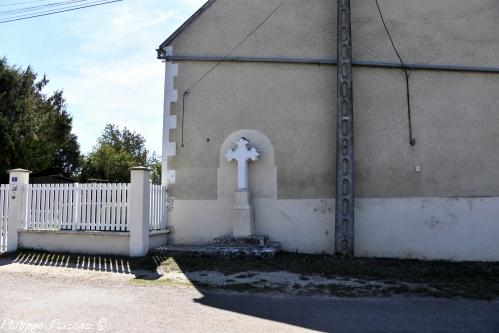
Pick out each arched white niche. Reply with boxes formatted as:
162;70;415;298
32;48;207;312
218;129;277;200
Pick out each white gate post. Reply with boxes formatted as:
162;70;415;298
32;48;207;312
129;167;151;257
7;169;30;252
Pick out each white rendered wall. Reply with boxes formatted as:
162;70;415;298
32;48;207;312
19;230;169;256
166;129;499;261
168;198;335;254
168;197;499;261
149;231;169;249
19;230;130;256
161;46;178;186
356;197;499;262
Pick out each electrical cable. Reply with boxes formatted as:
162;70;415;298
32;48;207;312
0;0;123;23
0;0;91;19
0;0;90;16
0;0;117;19
180;0;288;148
0;1;53;7
1;0;109;20
375;0;416;146
181;91;188;148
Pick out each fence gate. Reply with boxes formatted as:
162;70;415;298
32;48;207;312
0;185;9;252
25;183;130;232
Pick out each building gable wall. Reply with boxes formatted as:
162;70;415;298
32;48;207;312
164;0;499;200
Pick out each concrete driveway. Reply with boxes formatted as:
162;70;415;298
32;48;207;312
0;260;498;332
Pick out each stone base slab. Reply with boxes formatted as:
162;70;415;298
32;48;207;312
214;235;270;247
152;243;281;258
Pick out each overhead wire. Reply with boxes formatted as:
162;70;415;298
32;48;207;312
0;0;53;7
1;0;112;20
375;0;416;146
0;0;90;16
0;0;123;23
180;0;288;147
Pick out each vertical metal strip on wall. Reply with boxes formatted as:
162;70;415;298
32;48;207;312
335;0;355;256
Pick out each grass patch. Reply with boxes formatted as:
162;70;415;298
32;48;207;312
5;250;499;299
155;252;499;299
131;278;195;289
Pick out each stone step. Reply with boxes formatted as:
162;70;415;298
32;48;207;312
213;235;270;247
151;242;281;259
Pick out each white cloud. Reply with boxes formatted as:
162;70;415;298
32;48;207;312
45;0;206;154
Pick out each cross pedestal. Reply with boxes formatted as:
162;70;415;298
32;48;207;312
154;137;281;257
232;190;255;237
226;138;260;237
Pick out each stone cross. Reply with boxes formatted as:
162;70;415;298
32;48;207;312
226;137;260;191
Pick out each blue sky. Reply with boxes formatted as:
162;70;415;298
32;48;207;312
0;0;206;154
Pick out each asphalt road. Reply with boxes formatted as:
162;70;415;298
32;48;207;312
0;271;498;332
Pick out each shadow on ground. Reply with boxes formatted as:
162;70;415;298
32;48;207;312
2;250;499;332
0;250;161;280
162;252;499;331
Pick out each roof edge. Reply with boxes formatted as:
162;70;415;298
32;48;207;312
157;0;217;58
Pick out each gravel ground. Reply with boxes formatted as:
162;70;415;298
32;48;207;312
1;260;499;332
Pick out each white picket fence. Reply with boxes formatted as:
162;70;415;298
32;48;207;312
149;184;168;231
23;183;168;232
0;185;9;252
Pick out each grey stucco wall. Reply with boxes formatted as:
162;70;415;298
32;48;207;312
170;0;499;65
170;62;336;199
165;0;499;199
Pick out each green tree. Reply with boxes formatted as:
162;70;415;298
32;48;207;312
98;124;148;166
149;152;162;185
0;57;81;182
81;124;161;183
